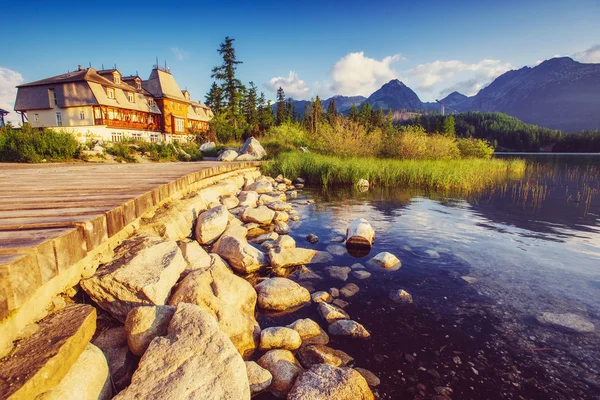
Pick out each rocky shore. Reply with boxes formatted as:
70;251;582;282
0;162;398;399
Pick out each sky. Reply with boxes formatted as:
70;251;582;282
1;0;599;123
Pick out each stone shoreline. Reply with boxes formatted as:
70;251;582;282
0;167;390;399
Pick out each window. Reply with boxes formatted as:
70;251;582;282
56;112;62;126
170;102;174;110
79;111;85;120
34;113;39;122
107;88;115;99
177;103;181;111
148;98;155;107
114;73;121;84
49;89;57;107
94;108;101;119
150;134;160;143
128;92;135;103
174;117;184;132
135;80;142;90
132;132;142;140
111;132;123;142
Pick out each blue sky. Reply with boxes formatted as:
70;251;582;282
1;0;599;122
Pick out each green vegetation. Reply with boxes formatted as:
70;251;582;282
105;140;203;163
264;152;526;194
552;130;600;153
0;124;80;162
414;112;562;151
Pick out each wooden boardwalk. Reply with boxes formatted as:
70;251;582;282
0;161;260;320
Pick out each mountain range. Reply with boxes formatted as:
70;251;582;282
282;57;600;132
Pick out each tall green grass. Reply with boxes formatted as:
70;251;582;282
263;152;526;194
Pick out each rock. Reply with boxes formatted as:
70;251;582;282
221;195;240;209
425;249;441;259
124;305;175;356
346;218;375;248
350;263;365;270
297;266;323;280
36;343;111;400
331;236;346;243
169;258;260;358
288;190;298;198
259;193;279;204
246;361;272;395
352;270;371;280
115;303;250;400
255;278;311;311
260;327;302;351
199;141;216;152
81;236;186;321
329;288;340;297
333;299;349;309
340;283;360;298
296;177;306;184
312;251;335;263
242;205;275;225
306;234;319;244
327;266;352;281
267;200;292;211
178;240;212;276
194;205;229;244
370;252;401;269
328;320;370;338
536;312;595;333
389;289;413;304
297;345;354;368
354;368;381;387
318;302;350;324
250;231;279;244
0;304;96;400
461;276;478;284
217;149;239;161
245;222;260;230
326;244;347;256
274;211;289;222
357;179;370;189
288;364;374;400
287;318;330;346
92;327;136;392
240;137;267;160
274;221;290;235
276;235;296;249
269;247;317;268
236;153;259;161
246;181;274;194
257;350;303;398
261;240;278;250
238;190;259;207
213;228;268;274
311;291;333;303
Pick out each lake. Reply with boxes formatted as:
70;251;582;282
257;154;600;400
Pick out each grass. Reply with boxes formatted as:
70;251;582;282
263;151;526;194
0;125;80;162
105;140;203;163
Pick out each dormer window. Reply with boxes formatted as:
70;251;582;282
148;98;155;107
107;88;115;99
135;80;142;90
113;72;121;84
128;92;135;103
184;91;190;100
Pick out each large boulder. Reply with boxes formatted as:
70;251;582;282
257;350;303;398
194;205;229;245
260;327;302;351
286;318;329;346
199;141;216;152
346;218;375;248
0;304;97;400
80;236;186;321
178;240;212;276
287;364;374;400
114;303;250;400
255;278;311;311
242;205;275;224
238;191;259;207
536;312;595;333
124;305;176;356
269;247;317;269
296;345;353;368
169;258;260;359
36;343;111;400
212;228;269;274
218;149;239;161
245;181;274;194
92;327;137;392
318;303;350;324
246;361;272;395
240;137;267;160
328;320;370;338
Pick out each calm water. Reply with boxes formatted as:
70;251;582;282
257;154;600;400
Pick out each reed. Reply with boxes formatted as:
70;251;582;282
263;152;526;194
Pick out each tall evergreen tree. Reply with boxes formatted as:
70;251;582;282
287;98;295;122
348;103;359;122
443;115;456;137
211;36;243;128
242;81;258;128
372;108;384;128
257;93;274;134
205;82;223;114
326;99;337;124
359;103;374;130
276;87;287;126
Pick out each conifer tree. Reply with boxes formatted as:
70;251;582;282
443;115;456;137
348;103;359;122
211;36;243;128
257;93;274;133
287;98;295;122
326;99;337;124
276;87;287;126
243;81;258;128
205;82;223;114
359;103;373;130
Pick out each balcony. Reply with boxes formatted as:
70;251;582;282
95;118;160;132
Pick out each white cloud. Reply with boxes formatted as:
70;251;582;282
405;59;513;95
329;52;404;96
572;44;600;63
264;71;310;100
171;47;189;61
0;67;24;124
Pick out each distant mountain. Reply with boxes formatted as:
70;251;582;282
453;57;600;132
322;95;366;113
440;91;469;107
364;79;423;111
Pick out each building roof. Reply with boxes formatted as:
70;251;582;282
0;108;9;115
143;68;187;101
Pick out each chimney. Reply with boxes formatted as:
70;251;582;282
77;65;82;71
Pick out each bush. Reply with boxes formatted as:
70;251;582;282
457;138;494;159
208;113;243;143
386;125;460;160
0;124;80;162
262;122;310;156
310;118;383;157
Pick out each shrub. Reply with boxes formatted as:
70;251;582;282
0;124;80;162
385;125;460;160
310;118;383;157
208;113;243;143
457;138;494;159
262;122;310;156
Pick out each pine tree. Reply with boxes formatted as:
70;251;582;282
257;93;274;134
211;36;243;128
287;98;295;122
326;99;337;124
359;103;373;130
372;108;384;128
443;115;456;137
243;81;258;129
205;82;223;114
306;96;322;134
276;87;287;126
348;103;359;122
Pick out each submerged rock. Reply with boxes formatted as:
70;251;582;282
287;364;374;400
255;278;311;311
354;368;381;387
297;345;354;368
389;289;413;304
326;244;347;256
536;312;595;333
306;234;319;244
352;270;371;280
328;320;370;338
370;252;401;270
424;249;441;259
327;266;352;282
340;283;360;298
